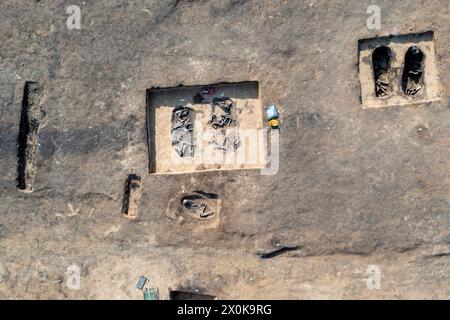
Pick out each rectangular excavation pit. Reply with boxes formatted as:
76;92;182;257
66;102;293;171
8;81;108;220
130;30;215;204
17;81;45;192
146;81;266;174
358;31;443;109
122;174;142;219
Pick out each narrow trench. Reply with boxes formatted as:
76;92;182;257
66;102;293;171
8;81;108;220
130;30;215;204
402;46;425;96
372;46;392;97
170;290;216;300
122;174;142;218
16;82;44;192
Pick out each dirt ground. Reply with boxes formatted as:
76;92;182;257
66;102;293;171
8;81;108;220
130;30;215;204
0;0;449;299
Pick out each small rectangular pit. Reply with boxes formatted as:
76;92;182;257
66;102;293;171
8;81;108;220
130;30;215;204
17;82;45;192
122;174;142;219
146;81;266;174
358;31;443;109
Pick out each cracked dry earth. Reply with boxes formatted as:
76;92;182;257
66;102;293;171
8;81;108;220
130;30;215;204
0;0;450;299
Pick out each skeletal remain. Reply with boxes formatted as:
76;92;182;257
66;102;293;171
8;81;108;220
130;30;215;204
173;140;195;157
210;131;241;151
372;47;392;97
210;98;238;129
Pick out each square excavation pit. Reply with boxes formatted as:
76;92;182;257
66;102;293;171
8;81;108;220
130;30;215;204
146;81;266;174
358;31;443;109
